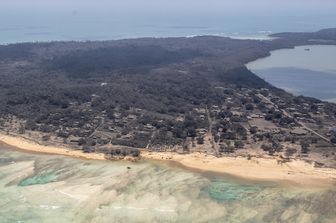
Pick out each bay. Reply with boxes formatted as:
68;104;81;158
247;45;336;102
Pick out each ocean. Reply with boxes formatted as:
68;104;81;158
0;12;336;44
1;144;335;223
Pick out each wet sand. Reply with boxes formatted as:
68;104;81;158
1;132;336;187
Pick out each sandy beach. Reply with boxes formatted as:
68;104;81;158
141;151;336;188
1;132;336;187
0;133;106;161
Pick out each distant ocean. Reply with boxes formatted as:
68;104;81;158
0;12;336;44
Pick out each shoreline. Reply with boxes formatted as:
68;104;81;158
140;151;336;188
1;132;336;187
0;133;106;161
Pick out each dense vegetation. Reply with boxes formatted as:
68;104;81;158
0;29;336;159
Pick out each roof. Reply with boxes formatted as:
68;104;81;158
290;128;307;135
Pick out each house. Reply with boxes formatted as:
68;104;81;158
108;126;117;132
290;128;308;136
194;108;206;114
250;114;264;119
197;128;208;135
232;111;243;117
144;124;154;130
114;112;121;118
68;136;82;145
127;114;137;120
176;116;185;122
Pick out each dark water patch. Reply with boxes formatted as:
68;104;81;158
282;190;336;218
0;156;14;165
0;145;37;166
19;172;58;186
204;179;264;202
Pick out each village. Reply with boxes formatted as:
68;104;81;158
0;27;335;168
1;84;336;166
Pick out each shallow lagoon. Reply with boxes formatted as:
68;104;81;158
247;45;336;102
0;145;336;223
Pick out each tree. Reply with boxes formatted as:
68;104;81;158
25;119;37;130
40;124;52;133
253;96;261;104
214;134;219;143
196;136;204;145
78;138;86;146
285;148;297;157
121;149;128;156
86;138;97;146
172;127;185;139
115;148;121;155
187;128;196;138
260;89;269;97
42;135;50;141
300;140;310;154
57;130;69;138
220;145;235;153
18;125;25;134
131;149;140;157
245;103;254;111
250;126;258;134
261;143;272;152
265;114;273;121
273;111;282;119
330;137;336;144
272;141;283;152
234;140;244;148
83;145;94;153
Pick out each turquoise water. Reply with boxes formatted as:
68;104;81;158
0;144;336;223
205;180;263;201
19;172;58;187
247;45;336;102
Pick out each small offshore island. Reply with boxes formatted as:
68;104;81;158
1;28;336;187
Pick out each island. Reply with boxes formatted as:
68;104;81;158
1;28;336;186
